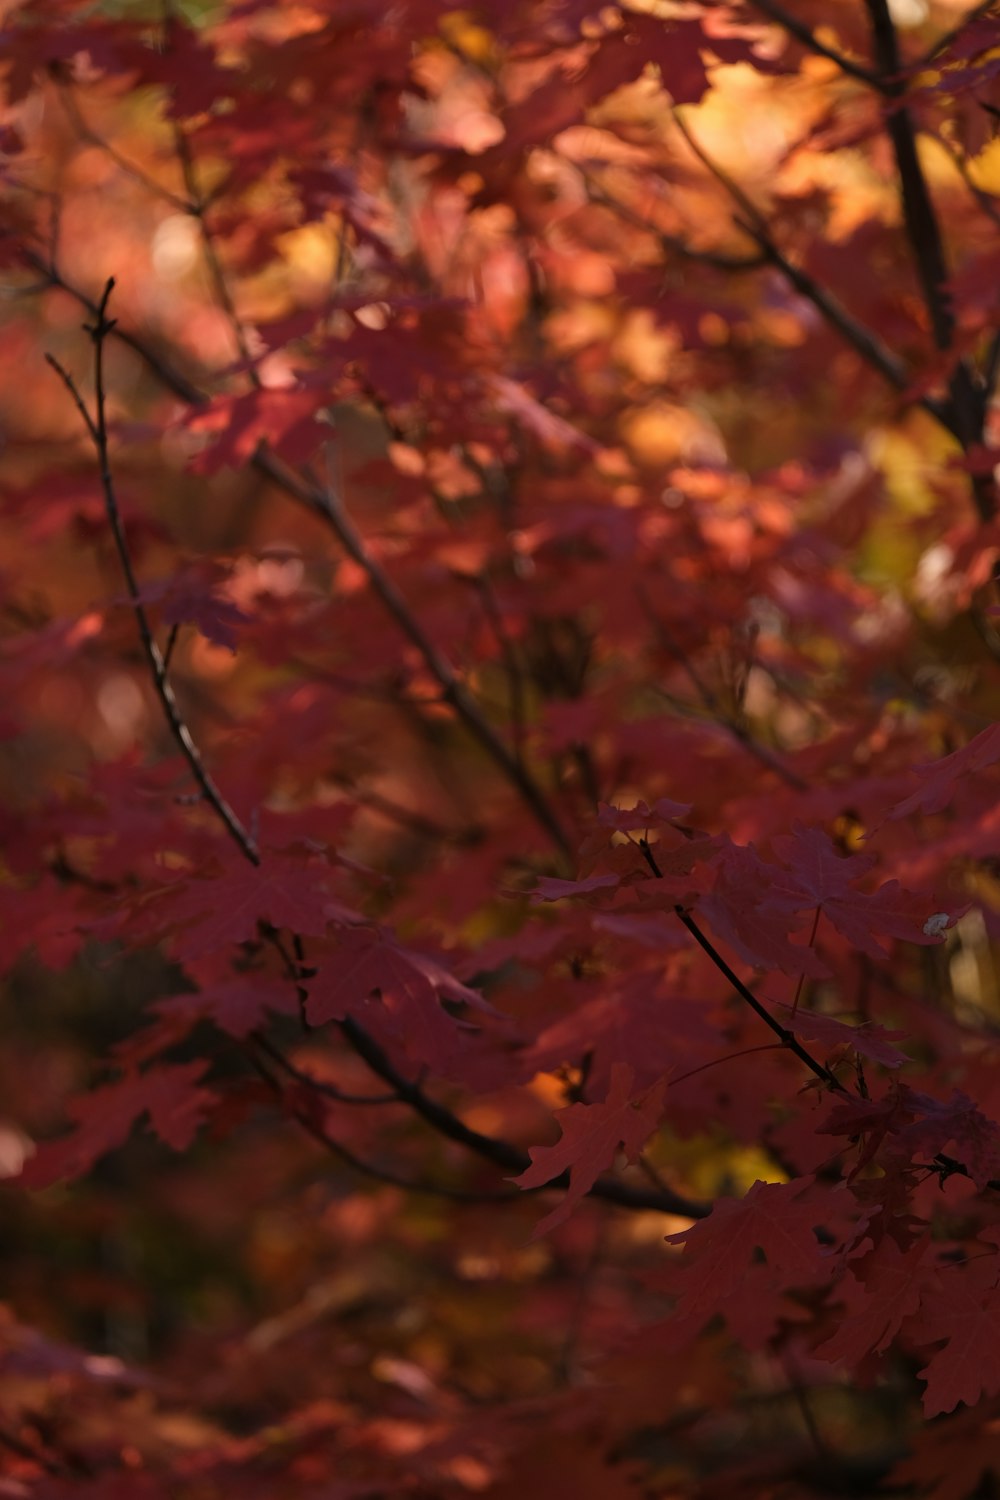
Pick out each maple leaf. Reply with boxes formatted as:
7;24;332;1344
888;723;1000;820
887;1398;1000;1500
307;928;498;1070
513;1063;667;1236
818;1082;924;1176
912;1252;1000;1416
155;975;299;1039
184;385;330;473
19;1062;216;1190
147;855;358;961
135;568;253;652
813;1236;937;1366
531;871;621;901
698;842;828;977
665;1178;829;1320
488;375;600;453
898;1089;1000;1191
596;798;693;831
771;1001;910;1069
769;825;942;957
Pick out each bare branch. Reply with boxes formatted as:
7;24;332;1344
671;111;952;430
46;281;261;866
338;1014;712;1219
743;0;884;89
249;1046;526;1202
27;252;572;856
55;80;191;213
863;0;993;516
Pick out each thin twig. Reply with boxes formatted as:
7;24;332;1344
26;251;572;855
640;591;807;791
636;837;847;1094
573;161;768;272
314;445;572;856
865;0;955;353
249;1048;525;1201
670;111;952;432
55;81;191;213
252;1032;399;1105
171;119;260;383
675;904;847;1093
474;574;528;762
45;280;260;865
638;837;1000;1194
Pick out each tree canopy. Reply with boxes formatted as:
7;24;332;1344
3;1;1000;1495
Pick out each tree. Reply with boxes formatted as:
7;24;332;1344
2;0;1000;1492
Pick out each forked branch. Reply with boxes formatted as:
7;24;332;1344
45;279;261;866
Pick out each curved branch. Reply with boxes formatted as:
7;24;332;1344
45;281;260;866
26;252;572;857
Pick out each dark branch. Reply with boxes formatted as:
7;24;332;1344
339;1015;712;1218
863;0;992;516
249;1047;525;1202
743;0;884;90
27;251;572;857
45;281;260;866
671;112;952;432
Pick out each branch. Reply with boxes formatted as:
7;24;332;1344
670;112;953;432
42;285;615;1226
45;281;260;866
170;117;259;382
676;905;848;1095
865;0;954;352
55;79;191;213
637;839;1000;1195
310;446;572;857
633;837;846;1093
863;0;992;514
573;161;768;271
249;1047;525;1202
338;1015;712;1218
252;1033;399;1105
743;0;884;90
26;251;572;856
639;590;808;792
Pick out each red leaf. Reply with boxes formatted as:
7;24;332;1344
155;975;299;1039
772;1001;910;1068
889;723;1000;820
148;855;357;961
698;843;828;976
813;1236;937;1366
19;1062;216;1189
184;385;330;473
769;825;941;957
531;872;621;901
513;1063;667;1236
307;928;497;1070
912;1253;1000;1416
596;798;693;831
665;1178;829;1320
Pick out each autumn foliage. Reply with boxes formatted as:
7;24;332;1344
4;0;1000;1494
